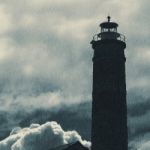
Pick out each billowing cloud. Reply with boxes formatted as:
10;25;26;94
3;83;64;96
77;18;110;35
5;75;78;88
0;121;91;150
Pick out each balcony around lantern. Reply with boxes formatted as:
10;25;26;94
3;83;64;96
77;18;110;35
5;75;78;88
91;31;126;44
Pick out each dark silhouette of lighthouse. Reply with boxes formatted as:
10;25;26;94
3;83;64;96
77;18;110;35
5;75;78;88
91;16;128;150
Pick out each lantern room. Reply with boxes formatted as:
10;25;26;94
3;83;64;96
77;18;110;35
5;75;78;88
91;16;125;43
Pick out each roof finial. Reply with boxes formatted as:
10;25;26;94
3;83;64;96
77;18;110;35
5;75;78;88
107;15;111;22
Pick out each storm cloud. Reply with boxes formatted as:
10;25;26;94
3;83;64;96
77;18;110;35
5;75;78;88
0;102;91;141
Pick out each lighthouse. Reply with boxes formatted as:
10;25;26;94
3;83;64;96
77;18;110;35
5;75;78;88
91;16;128;150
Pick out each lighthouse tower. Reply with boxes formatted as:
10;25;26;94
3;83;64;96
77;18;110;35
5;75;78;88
91;16;128;150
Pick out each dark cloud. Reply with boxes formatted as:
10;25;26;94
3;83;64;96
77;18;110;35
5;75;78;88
0;102;91;141
128;99;150;117
0;91;150;150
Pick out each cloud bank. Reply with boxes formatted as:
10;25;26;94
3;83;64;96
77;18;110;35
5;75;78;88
0;0;149;112
0;121;91;150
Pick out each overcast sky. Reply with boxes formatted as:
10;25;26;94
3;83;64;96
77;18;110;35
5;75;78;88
0;0;149;109
0;0;150;150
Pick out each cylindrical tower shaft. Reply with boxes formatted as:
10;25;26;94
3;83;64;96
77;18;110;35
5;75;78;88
91;17;128;150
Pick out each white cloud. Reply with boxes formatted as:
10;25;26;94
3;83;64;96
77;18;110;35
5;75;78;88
0;5;13;33
0;121;91;150
0;38;14;61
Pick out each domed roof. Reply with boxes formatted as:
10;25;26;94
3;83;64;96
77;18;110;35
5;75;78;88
100;22;118;28
100;16;118;28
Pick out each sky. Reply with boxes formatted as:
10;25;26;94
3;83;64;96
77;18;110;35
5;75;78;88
0;0;150;150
